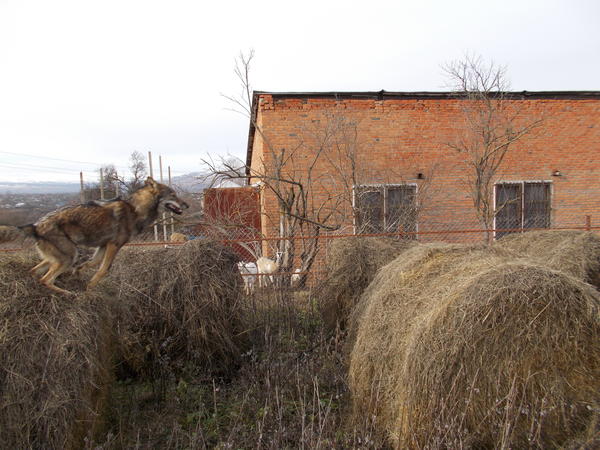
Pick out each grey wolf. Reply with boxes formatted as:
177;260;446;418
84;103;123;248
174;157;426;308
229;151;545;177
0;177;188;295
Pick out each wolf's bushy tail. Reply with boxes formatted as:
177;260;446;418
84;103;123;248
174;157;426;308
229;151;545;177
0;224;36;243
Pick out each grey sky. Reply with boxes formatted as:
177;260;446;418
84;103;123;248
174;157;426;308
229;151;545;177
0;0;598;183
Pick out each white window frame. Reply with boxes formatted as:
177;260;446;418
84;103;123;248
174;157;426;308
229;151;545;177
352;183;419;235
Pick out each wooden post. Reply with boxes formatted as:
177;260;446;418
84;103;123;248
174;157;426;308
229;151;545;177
159;155;167;241
148;151;158;241
148;151;154;178
79;171;85;203
168;165;175;234
99;167;105;200
585;215;591;231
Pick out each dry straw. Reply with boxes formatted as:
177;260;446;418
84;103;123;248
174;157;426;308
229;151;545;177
1;239;247;447
497;230;600;289
0;252;114;449
349;242;600;449
107;239;247;377
318;237;415;331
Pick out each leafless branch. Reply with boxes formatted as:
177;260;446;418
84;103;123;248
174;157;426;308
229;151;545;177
444;54;544;243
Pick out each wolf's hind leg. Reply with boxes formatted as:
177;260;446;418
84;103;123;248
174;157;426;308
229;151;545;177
87;242;120;290
30;260;50;277
35;235;77;295
40;262;74;295
75;247;106;273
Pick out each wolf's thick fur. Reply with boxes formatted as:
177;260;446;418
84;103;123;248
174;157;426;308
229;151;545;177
0;177;188;295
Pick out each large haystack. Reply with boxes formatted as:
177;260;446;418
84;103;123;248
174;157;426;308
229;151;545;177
497;230;600;288
318;237;415;331
0;252;114;449
106;239;246;377
349;243;600;449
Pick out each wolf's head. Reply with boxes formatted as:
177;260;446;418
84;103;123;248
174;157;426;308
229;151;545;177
145;177;189;215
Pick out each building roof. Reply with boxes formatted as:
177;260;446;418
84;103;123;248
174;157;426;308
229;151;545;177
245;90;600;173
255;90;600;100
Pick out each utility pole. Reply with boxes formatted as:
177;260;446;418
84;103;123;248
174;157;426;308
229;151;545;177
99;168;105;200
79;171;85;203
148;151;158;241
159;155;167;241
168;166;175;234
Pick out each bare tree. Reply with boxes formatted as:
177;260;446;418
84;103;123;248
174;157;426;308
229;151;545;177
127;150;148;193
214;51;438;285
443;55;543;243
211;51;359;285
85;151;148;200
205;140;345;286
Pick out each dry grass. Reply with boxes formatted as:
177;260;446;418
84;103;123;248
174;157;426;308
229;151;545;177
317;237;415;332
105;239;247;378
349;243;600;449
497;230;600;289
94;289;387;450
0;251;114;449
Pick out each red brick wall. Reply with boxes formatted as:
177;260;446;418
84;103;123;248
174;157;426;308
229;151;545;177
250;94;600;248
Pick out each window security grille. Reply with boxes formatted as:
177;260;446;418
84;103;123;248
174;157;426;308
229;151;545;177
355;184;417;237
495;182;551;238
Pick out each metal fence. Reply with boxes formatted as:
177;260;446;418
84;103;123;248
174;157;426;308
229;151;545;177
3;214;598;290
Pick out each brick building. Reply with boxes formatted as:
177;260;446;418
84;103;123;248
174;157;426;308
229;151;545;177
246;91;600;249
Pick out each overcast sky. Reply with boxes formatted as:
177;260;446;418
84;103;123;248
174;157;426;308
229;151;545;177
0;0;598;183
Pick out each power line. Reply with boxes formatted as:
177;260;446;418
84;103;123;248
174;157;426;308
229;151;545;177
0;151;131;171
0;164;97;176
0;150;104;166
0;151;188;180
0;161;98;173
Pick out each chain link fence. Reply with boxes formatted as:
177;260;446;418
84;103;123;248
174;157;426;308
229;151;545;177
3;214;597;292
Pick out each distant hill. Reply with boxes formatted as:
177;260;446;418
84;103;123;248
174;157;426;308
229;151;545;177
0;171;245;194
0;181;81;194
171;172;210;192
171;171;246;192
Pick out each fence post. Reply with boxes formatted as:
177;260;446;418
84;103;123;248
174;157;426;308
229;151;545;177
79;171;85;203
585;215;591;231
99;167;105;200
159;155;167;241
148;151;158;242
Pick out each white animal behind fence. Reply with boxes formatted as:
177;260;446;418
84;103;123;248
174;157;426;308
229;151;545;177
291;268;302;286
256;255;280;288
237;261;257;294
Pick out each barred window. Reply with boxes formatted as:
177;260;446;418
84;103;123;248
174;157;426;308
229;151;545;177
495;182;551;238
355;184;417;237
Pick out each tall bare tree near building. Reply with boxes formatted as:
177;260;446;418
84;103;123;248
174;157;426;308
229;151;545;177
215;51;436;284
443;55;543;243
205;119;348;285
213;51;361;285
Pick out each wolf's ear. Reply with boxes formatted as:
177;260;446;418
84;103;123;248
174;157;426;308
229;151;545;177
145;177;158;189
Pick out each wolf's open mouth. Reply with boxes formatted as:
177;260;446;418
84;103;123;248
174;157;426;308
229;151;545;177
165;202;183;214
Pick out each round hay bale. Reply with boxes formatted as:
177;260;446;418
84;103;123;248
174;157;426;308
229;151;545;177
497;230;600;289
106;239;246;377
317;237;416;331
349;243;600;449
0;252;114;450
